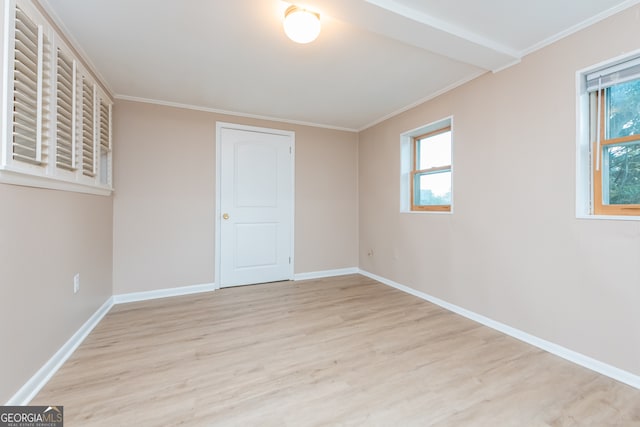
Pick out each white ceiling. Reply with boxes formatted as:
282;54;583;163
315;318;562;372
41;0;640;131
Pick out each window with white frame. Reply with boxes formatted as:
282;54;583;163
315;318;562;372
1;0;113;195
578;54;640;217
400;117;453;213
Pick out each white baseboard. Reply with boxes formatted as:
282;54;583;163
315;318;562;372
6;297;115;405
112;282;216;304
294;267;359;281
359;269;640;390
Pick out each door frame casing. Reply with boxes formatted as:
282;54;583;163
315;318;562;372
215;122;295;289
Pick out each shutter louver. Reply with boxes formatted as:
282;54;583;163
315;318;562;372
12;6;48;166
81;77;95;177
56;49;75;170
99;99;110;151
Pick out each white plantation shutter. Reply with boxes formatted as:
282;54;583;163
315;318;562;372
12;5;49;166
56;49;76;170
97;97;112;186
99;98;110;151
81;77;95;177
1;1;113;195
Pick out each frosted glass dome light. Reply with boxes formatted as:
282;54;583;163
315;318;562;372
283;5;321;44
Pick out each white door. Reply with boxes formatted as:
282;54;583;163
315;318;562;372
218;125;294;287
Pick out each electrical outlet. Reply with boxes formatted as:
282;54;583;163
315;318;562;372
73;273;80;294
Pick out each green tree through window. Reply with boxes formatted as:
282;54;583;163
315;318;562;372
604;80;640;205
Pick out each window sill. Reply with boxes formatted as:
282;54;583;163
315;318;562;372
0;169;113;196
401;209;454;215
576;213;640;221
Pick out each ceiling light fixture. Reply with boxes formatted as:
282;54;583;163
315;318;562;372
283;5;321;44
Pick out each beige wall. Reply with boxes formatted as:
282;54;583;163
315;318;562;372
0;185;113;403
1;95;358;402
359;6;640;376
112;100;359;294
112;102;216;293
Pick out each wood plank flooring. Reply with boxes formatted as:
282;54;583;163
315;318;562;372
33;275;640;426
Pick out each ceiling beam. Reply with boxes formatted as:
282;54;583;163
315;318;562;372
319;0;521;72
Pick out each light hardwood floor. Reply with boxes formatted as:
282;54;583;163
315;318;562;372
33;275;640;426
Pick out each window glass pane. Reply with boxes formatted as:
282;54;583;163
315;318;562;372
606;78;640;139
604;141;640;205
418;130;451;169
415;171;451;206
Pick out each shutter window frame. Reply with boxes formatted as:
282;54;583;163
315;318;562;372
1;0;113;196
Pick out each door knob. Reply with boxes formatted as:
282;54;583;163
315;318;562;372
222;213;230;220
